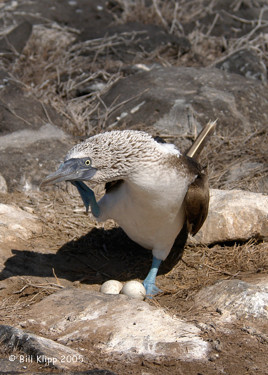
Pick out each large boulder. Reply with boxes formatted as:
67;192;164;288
194;277;268;322
0;325;84;370
26;288;209;361
0;204;42;243
194;189;268;245
100;66;268;149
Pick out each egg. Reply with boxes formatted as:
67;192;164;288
121;280;146;300
100;280;123;295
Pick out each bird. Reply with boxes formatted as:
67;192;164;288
42;121;216;296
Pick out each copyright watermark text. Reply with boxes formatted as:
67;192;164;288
9;353;83;366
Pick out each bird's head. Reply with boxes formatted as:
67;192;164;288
41;130;166;187
41;156;98;187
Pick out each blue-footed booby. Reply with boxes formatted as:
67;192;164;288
42;121;215;296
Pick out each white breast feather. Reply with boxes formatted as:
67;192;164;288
98;161;190;260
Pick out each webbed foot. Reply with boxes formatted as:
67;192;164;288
143;256;162;297
143;281;162;297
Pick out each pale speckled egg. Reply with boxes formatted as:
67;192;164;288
121;280;146;300
100;280;123;295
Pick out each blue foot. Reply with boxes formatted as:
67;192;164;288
143;256;162;297
143;281;162;297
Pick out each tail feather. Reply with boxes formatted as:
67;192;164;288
186;120;217;159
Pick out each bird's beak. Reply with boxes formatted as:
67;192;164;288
41;158;97;187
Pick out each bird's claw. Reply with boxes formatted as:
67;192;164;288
143;281;162;297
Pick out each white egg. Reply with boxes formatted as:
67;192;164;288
100;280;123;295
121;280;146;300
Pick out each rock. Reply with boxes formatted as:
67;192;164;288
0;204;42;242
0;123;67;151
79;22;190;64
0;174;8;193
28;288;209;361
216;49;267;83
100;66;268;152
194;189;268;245
0;358;28;373
183;1;268;39
0;72;73;191
0;325;84;370
0;21;32;55
194;277;268;322
6;0;114;35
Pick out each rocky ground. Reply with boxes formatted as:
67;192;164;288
0;0;268;374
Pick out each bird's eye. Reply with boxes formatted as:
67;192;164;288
85;159;91;166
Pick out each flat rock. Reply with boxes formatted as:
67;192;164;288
0;71;61;135
0;325;84;370
195;277;268;322
194;189;268;245
0;21;32;56
27;288;209;361
100;66;268;152
2;0;114;36
215;49;267;83
0;72;73;191
0;204;42;243
0;123;67;151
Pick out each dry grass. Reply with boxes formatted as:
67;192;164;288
10;24;125;135
199;127;268;192
3;0;266;142
11;25;163;136
161;239;268;308
115;0;209;32
116;0;268;65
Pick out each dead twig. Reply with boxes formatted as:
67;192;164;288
52;268;62;287
13;282;64;294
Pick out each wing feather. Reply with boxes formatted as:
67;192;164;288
184;168;209;235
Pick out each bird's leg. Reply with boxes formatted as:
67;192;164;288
143;256;162;297
71;181;100;217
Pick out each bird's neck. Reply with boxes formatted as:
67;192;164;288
125;160;175;197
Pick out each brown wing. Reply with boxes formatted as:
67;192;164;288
184;167;209;235
183;121;215;234
160;157;209;274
